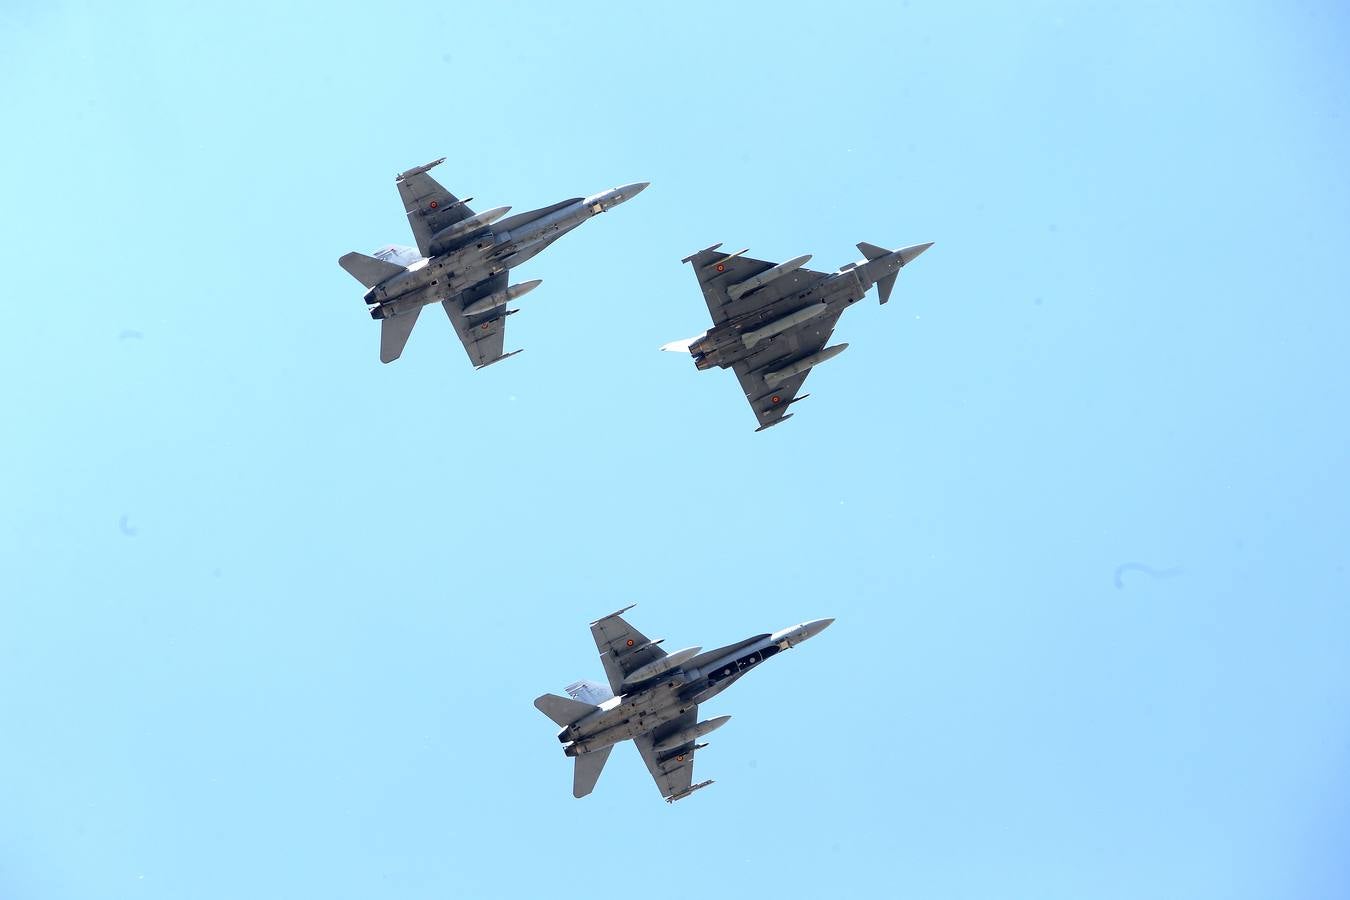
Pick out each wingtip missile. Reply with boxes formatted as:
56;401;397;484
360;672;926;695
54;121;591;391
590;603;637;626
754;413;794;432
474;349;523;369
681;243;723;264
666;780;715;803
397;157;446;180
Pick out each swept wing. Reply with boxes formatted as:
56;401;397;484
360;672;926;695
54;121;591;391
397;164;478;258
590;605;667;696
731;308;843;430
439;272;518;368
634;707;701;802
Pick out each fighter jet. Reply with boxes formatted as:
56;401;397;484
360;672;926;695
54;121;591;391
534;605;833;803
338;158;648;367
662;240;933;430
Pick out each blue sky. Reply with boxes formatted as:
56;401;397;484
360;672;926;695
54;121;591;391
2;1;1348;897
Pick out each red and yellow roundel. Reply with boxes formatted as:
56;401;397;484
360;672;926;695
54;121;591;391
429;200;439;209
675;754;685;762
715;263;725;272
626;639;634;647
770;395;782;404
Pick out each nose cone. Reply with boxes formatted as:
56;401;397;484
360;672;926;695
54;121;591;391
605;182;649;208
898;242;933;265
799;617;834;642
584;182;649;214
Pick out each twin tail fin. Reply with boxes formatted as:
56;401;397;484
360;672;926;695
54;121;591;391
534;692;611;798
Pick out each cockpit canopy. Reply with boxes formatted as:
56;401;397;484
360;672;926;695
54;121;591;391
706;643;781;684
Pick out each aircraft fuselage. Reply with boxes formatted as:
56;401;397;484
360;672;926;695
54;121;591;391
363;185;644;320
557;619;832;757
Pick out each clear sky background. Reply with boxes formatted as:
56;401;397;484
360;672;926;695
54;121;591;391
2;1;1348;898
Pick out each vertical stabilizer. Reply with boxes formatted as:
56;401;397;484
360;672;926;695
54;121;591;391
379;306;422;363
573;746;613;798
565;680;614;705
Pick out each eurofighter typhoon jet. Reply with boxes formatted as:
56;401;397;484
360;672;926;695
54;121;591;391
338;158;648;366
534;605;833;803
663;240;933;430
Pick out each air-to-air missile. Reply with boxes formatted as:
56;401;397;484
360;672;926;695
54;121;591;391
726;254;814;301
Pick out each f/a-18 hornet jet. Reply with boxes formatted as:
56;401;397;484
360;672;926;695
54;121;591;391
339;158;648;367
663;239;933;430
534;605;833;803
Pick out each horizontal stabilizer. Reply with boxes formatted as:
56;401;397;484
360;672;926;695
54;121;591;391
573;746;613;798
339;251;404;289
534;693;598;728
